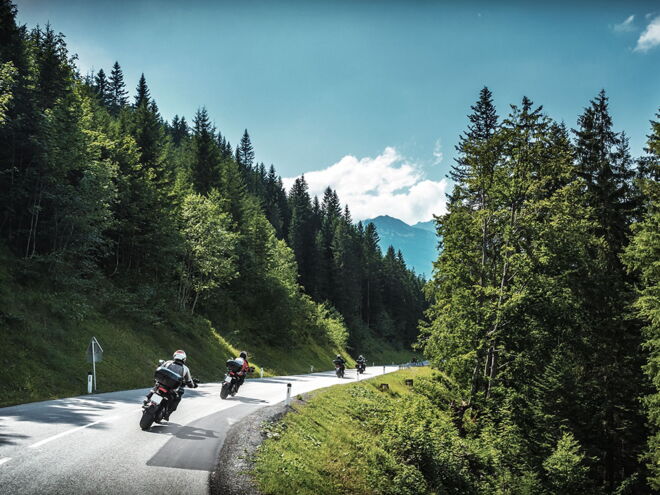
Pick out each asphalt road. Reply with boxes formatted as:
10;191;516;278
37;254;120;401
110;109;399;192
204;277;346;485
0;365;399;494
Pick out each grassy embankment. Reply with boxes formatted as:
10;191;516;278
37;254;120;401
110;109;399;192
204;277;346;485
254;367;499;495
0;255;412;407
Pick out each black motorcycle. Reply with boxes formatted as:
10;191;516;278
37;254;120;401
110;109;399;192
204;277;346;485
220;359;254;399
140;365;198;430
356;361;366;374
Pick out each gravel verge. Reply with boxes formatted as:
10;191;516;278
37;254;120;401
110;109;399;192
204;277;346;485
209;401;293;495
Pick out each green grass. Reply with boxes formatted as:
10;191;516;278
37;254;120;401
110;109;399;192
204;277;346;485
254;367;436;495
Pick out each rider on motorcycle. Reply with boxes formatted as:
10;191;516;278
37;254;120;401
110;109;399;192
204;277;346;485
333;354;346;373
154;350;197;420
356;354;366;370
234;351;250;389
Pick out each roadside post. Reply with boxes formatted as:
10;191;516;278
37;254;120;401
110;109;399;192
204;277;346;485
87;372;93;394
285;383;292;406
86;337;103;392
382;365;386;375
310;365;314;373
260;368;264;378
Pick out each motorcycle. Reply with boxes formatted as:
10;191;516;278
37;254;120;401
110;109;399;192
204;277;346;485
356;361;366;374
335;362;345;378
140;363;198;430
220;359;255;399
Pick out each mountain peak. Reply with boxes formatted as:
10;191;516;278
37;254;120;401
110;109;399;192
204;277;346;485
362;215;438;277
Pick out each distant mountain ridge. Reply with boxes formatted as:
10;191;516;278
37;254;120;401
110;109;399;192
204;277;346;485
363;215;438;277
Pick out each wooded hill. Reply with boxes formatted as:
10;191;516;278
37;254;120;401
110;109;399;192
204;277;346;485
0;0;423;405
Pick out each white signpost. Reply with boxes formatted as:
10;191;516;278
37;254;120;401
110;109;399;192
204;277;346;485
86;337;103;392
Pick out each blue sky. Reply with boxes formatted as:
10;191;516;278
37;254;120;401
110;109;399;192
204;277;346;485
15;0;660;223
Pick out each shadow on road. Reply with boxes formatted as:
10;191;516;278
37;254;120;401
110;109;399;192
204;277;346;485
0;427;29;446
149;423;219;441
0;394;143;427
224;396;268;404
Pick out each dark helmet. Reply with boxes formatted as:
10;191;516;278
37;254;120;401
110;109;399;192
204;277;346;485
239;351;247;360
358;355;364;360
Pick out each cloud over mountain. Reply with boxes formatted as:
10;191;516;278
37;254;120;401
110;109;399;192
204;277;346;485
283;147;447;225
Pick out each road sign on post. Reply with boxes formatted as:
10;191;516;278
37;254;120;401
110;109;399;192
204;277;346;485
86;337;103;392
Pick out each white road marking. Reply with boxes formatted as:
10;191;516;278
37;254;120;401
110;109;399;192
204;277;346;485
0;457;10;466
29;416;119;449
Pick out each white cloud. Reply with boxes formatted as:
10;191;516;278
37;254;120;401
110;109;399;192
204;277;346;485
433;139;444;164
635;15;660;52
613;15;636;33
283;147;447;225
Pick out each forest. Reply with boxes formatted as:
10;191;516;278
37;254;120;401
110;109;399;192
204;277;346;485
0;0;424;404
418;87;659;493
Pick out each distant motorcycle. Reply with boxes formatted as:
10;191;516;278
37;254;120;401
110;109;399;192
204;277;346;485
356;361;366;374
140;363;198;430
335;362;345;378
220;359;254;399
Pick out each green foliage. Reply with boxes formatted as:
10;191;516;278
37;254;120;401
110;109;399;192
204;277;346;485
422;87;648;491
0;60;16;123
623;110;660;489
543;432;589;495
178;192;238;313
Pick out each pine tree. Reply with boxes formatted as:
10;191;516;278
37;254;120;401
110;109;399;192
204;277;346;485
191;107;220;195
572;90;645;489
94;68;112;108
288;176;316;291
108;61;128;114
170;115;188;146
237;128;255;169
134;73;150;107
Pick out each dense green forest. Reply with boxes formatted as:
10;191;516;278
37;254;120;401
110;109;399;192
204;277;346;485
419;87;660;493
0;0;423;405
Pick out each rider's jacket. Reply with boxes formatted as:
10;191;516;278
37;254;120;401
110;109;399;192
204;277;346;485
234;357;250;375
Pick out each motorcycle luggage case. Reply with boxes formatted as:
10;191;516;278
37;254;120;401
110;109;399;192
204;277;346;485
155;366;183;389
226;359;243;372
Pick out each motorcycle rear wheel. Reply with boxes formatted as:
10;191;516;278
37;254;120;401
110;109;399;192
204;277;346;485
220;382;230;400
140;405;156;430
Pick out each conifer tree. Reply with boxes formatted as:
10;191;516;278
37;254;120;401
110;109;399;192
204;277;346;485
108;61;128;114
191;107;220;195
94;68;112;107
237;129;255;169
134;73;150;107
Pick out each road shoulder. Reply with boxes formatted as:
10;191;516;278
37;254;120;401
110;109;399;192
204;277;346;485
209;401;291;495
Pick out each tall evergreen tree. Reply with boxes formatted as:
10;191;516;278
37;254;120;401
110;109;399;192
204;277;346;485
94;68;112;108
191;107;220;195
134;72;150;107
108;61;128;114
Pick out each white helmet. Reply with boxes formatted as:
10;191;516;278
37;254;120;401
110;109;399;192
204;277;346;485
173;350;187;362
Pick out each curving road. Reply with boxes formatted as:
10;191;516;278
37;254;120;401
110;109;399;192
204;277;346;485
0;366;398;494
